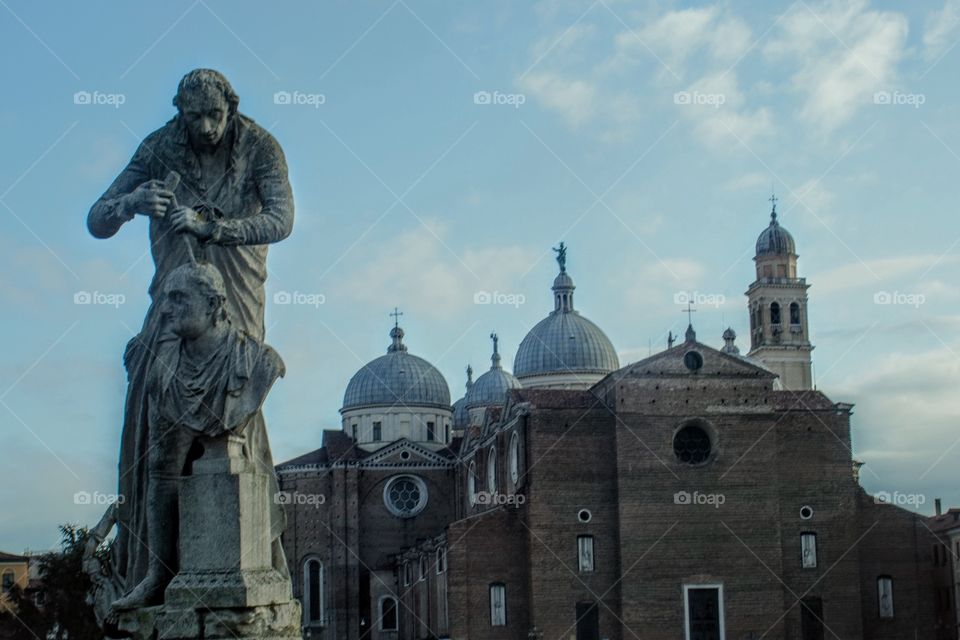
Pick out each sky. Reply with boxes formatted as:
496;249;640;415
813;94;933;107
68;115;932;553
1;0;958;552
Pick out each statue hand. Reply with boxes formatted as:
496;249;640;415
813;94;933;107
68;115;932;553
168;206;214;240
121;180;174;220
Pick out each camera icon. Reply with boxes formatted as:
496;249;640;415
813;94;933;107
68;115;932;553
673;91;691;105
473;91;492;105
873;91;891;105
74;291;92;305
673;291;690;305
74;491;92;505
74;91;92;105
274;291;292;305
274;491;293;505
873;291;892;305
874;491;892;505
673;490;691;505
473;290;492;305
274;91;292;105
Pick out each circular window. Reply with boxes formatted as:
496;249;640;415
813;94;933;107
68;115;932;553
578;509;592;523
509;432;521;485
673;424;712;465
399;450;411;460
684;351;704;371
384;475;428;518
800;505;814;520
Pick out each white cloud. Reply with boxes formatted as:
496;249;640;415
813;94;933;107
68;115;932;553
517;70;598;127
812;254;960;295
334;220;539;319
765;0;908;133
923;0;960;62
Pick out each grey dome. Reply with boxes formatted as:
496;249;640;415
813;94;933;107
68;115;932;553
466;335;521;409
514;256;618;379
756;211;796;256
514;312;619;378
341;326;451;412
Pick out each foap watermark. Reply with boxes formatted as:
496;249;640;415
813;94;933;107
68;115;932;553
674;490;725;508
475;491;526;506
274;90;326;108
873;290;925;308
473;290;525;308
473;90;526;108
74;291;126;308
874;491;926;507
873;90;925;109
274;491;326;508
674;91;726;108
274;290;325;308
74;490;125;506
73;90;126;108
674;291;726;308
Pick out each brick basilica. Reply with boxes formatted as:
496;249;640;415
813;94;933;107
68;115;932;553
275;203;945;640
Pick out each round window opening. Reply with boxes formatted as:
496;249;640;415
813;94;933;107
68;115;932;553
384;476;428;518
684;350;704;371
800;505;814;520
578;509;592;523
399;450;411;460
673;424;712;465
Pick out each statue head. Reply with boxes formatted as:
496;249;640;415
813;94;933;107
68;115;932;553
160;261;228;339
173;69;239;152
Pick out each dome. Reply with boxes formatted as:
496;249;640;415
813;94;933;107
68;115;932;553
513;245;619;381
514;312;619;378
756;209;796;256
466;333;521;409
341;326;451;412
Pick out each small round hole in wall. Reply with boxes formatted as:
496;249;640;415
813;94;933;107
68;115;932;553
577;509;592;523
400;450;411;461
800;505;814;520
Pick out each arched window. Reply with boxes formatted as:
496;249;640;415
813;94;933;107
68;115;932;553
303;558;325;625
770;302;781;325
468;461;478;506
486;446;497;495
790;302;801;325
379;596;398;631
509;432;521;485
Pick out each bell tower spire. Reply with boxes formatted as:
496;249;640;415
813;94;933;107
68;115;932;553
746;196;813;389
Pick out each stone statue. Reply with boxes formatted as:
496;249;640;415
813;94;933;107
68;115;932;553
85;69;298;637
553;241;567;273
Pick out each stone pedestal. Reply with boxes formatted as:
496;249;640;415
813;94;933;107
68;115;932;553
119;435;301;640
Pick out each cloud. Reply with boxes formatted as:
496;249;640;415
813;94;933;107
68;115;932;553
517;70;598;127
811;254;960;295
923;0;960;63
333;220;539;319
765;0;907;133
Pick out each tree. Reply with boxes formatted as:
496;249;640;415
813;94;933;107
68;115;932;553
0;525;100;640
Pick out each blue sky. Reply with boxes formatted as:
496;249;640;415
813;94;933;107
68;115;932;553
1;0;958;552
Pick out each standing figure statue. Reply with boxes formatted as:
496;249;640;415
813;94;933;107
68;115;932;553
86;69;294;613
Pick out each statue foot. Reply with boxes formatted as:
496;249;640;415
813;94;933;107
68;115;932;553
111;574;167;611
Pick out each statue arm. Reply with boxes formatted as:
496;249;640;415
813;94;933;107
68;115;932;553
207;136;294;246
86;140;153;239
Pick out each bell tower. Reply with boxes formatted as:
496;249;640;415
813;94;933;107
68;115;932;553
746;196;813;389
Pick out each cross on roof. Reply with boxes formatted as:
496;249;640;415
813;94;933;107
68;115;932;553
390;307;403;329
682;302;697;326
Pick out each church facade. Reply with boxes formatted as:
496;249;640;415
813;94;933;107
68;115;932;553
276;204;945;640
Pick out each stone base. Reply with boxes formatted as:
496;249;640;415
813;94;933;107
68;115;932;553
114;601;301;640
164;567;294;609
